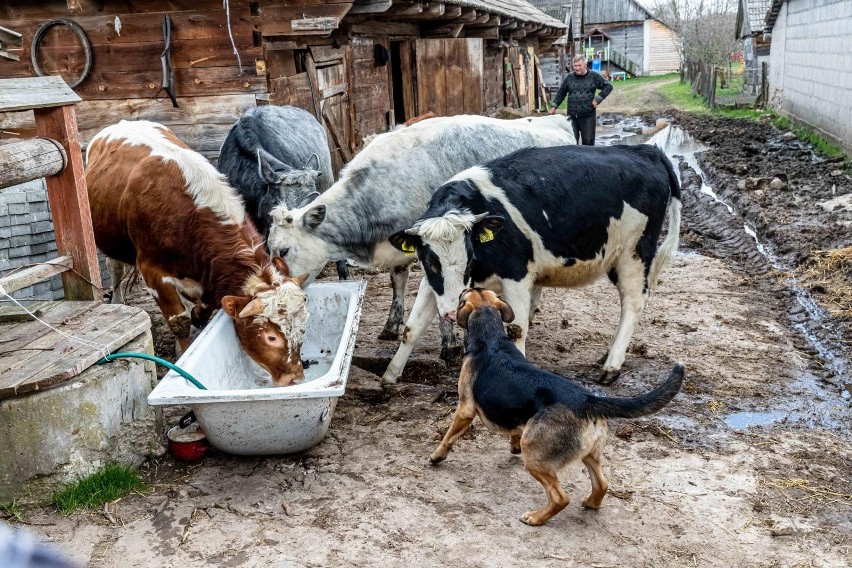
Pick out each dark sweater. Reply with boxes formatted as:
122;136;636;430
551;70;613;117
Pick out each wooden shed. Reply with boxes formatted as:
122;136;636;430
0;0;565;173
583;0;680;77
735;0;771;95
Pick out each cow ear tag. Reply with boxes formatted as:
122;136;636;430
478;228;494;243
401;241;415;256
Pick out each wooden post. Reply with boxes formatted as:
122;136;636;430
33;105;102;301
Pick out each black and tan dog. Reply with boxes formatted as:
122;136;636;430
429;288;685;526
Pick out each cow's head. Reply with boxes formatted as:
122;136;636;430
257;149;322;210
222;257;310;387
389;211;504;322
268;201;339;281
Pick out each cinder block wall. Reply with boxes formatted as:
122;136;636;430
0;179;112;303
769;0;852;151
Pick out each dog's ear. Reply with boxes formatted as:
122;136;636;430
456;297;474;329
496;297;515;323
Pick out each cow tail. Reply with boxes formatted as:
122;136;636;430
584;364;685;419
648;153;682;291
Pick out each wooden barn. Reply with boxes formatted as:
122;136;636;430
735;0;771;95
0;0;565;169
583;0;680;77
0;0;564;303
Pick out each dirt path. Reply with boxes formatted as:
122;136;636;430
599;76;680;115
9;91;852;567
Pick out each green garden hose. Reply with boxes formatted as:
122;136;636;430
98;352;207;390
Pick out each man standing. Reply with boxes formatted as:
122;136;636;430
548;55;613;146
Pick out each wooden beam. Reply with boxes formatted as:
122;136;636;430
465;25;499;39
500;19;518;30
0;25;22;62
0;257;73;295
381;2;444;19
449;7;477;23
423;23;464;37
0;138;67;190
381;1;425;16
468;11;490;25
437;6;463;20
468;14;499;27
33;104;101;301
0;77;81;113
349;21;419;35
348;0;393;14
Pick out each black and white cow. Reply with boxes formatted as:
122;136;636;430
266;114;576;361
217;105;347;279
389;144;682;384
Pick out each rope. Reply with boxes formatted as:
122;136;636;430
0;281;110;359
223;0;243;75
98;352;208;390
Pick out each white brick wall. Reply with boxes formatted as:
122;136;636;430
769;0;852;151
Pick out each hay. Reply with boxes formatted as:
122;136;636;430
796;246;852;317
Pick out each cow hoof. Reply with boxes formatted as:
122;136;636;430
440;345;463;364
597;369;621;385
335;260;349;281
381;370;400;384
378;328;399;341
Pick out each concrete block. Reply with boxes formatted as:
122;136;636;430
0;204;7;216
26;191;46;203
10;236;32;247
29;242;52;255
0;216;10;228
30;211;52;223
0;227;10;239
28;201;49;214
10;225;31;237
0;193;27;205
0;329;163;506
8;203;28;215
11;214;29;225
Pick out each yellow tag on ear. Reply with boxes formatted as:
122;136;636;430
478;228;494;243
401;241;415;256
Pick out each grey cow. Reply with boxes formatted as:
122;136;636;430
218;105;347;279
266;114;576;375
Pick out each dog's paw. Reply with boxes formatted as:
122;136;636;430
582;497;603;510
429;452;446;465
519;511;548;526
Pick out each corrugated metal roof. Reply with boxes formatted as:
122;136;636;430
528;0;582;42
764;0;784;31
449;0;567;27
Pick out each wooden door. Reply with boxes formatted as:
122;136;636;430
414;38;484;117
313;47;353;174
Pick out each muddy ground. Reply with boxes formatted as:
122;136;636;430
8;96;852;567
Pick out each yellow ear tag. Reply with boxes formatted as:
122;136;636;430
478;228;494;243
401;241;415;256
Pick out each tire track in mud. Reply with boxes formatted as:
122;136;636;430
676;158;849;401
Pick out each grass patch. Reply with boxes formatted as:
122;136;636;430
52;464;144;516
1;500;23;521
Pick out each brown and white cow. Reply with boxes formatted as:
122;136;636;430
86;120;309;386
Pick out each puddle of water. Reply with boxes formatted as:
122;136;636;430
724;410;787;429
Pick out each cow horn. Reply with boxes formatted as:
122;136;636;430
238;297;265;318
404;227;419;235
291;273;310;288
473;213;489;223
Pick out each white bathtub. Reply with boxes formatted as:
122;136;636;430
148;280;367;455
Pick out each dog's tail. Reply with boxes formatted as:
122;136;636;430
585;363;685;419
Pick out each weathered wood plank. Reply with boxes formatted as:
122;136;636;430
349;21;419;36
0;138;67;190
0;301;99;355
0;304;151;399
0;76;81;112
464;39;485;114
348;0;393;14
416;39;446;116
258;4;351;36
445;39;465;116
33;104;102;300
0;257;73;295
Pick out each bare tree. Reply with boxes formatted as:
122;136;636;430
650;0;740;66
